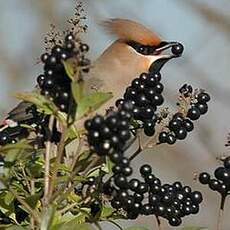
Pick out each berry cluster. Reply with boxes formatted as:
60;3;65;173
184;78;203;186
85;102;133;156
110;164;202;226
199;156;230;196
187;91;210;121
158;112;194;145
38;33;89;113
34;116;61;146
116;71;163;137
113;42;184;138
0;34;90;146
158;88;210;145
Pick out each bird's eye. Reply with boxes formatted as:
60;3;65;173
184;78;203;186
137;46;149;55
127;41;155;55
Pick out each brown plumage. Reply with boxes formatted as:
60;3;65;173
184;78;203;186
84;18;164;115
5;19;173;126
102;18;162;46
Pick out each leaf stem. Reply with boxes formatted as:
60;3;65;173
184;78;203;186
59;202;80;215
43;115;54;207
49;123;67;202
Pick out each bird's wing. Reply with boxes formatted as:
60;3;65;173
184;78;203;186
7;101;35;122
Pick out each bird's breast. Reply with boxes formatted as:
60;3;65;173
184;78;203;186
85;41;152;114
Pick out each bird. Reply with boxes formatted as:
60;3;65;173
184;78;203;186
84;18;182;114
0;18;183;143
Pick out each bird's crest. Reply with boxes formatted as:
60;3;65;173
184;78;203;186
102;18;162;46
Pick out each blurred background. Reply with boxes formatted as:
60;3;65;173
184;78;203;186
0;0;229;229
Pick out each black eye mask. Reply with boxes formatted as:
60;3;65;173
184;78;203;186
127;41;169;56
127;41;155;55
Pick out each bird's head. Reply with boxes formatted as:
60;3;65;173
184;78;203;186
103;18;184;72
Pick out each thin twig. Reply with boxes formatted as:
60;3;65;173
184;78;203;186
217;194;226;230
129;134;142;161
59;202;81;215
49;123;67;201
106;220;123;230
122;134;137;152
81;155;101;176
20;166;31;192
43;115;54;207
52;154;101;203
70;137;85;171
94;222;103;230
155;215;162;230
30;179;35;229
49;135;84;203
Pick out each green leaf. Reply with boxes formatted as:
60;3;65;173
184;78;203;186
0;140;33;154
67;192;82;203
86;166;101;178
71;81;83;103
15;92;58;116
51;208;91;230
0;191;15;213
123;227;149;230
4;192;14;206
19;124;35;130
25;193;41;209
65;212;87;225
101;157;113;174
56;112;79;140
41;206;55;230
76;92;113;119
66;98;77;126
180;227;207;230
100;207;113;218
63;60;75;80
76;150;91;162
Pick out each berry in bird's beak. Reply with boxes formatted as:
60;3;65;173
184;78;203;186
154;41;184;57
149;42;184;73
171;43;184;56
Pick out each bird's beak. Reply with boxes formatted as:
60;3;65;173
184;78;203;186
149;41;183;73
154;41;182;58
